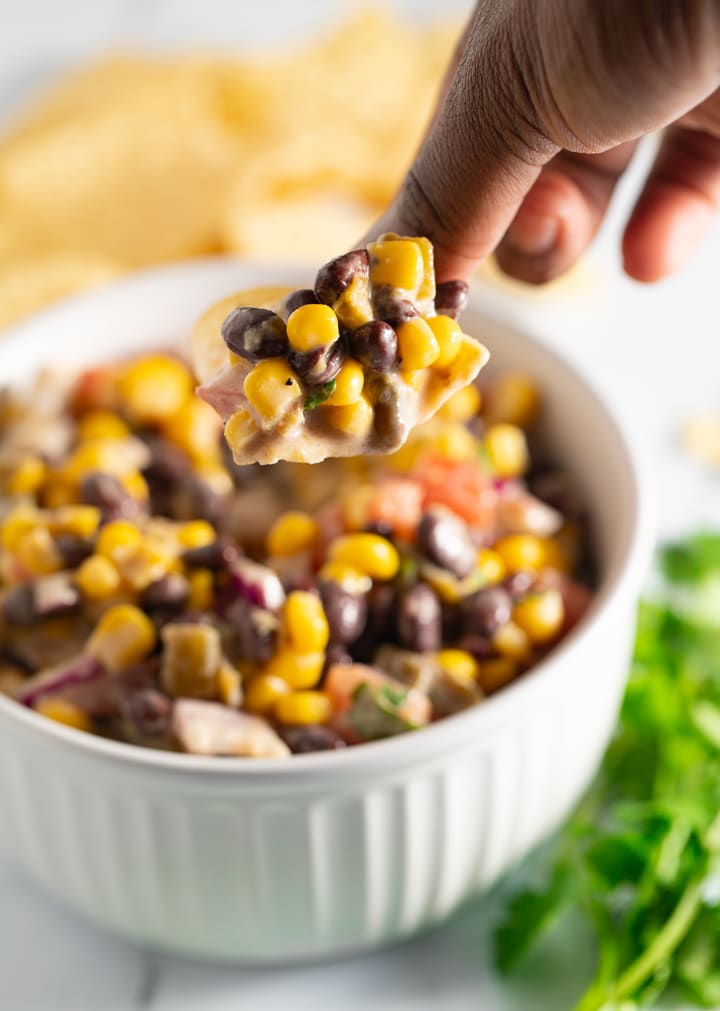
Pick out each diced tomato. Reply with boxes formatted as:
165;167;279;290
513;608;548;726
324;662;431;731
366;478;424;542
71;366;118;415
413;453;498;529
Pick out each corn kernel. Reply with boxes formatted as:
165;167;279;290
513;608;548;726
217;663;243;707
187;569;214;610
52;505;101;540
436;649;479;682
87;604;156;672
512;589;565;644
475;657;518;694
368;238;423;290
476;548;507;585
484;423;529;479
494;534;547;573
75;554;122;600
7;457;47;496
244;359;302;424
162;397;220;462
244;673;290;714
324;396;374;438
286;303;339;352
324;359;365;407
396;317;440;371
96;520;142;559
262;649;325;689
35;697;92;733
225;409;255;447
77;410;130;441
329;533;400;581
483;373;540;428
541;536;571;574
492;621;532;661
117;355;193;425
317;561;372;594
426;315;462;368
437;384;482;423
267;511;318;557
15;527;63;576
41;480;77;509
178;520;216;550
275;690;331;725
160;622;221;698
429;422;477;461
63;439;133;483
120;471;149;501
1;506;43;551
402;369;427;392
282;591;330;653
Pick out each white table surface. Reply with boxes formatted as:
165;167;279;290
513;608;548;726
2;3;720;1009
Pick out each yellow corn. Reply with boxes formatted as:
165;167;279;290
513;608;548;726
437;384;482;423
426;315;462;368
282;591;330;653
492;621;532;661
75;554;122;600
117;355;193;425
87;604;156;672
368;238;423;290
436;648;479;682
329;532;400;581
429;422;477;461
262;649;325;690
7;457;47;496
475;657;518;693
512;589;565;644
286;303;339;352
41;478;77;509
216;663;243;707
1;506;43;551
494;534;546;573
266;511;318;557
160;622;221;698
324;359;365;407
324;396;374;438
541;536;571;574
476;548;507;585
96;520;143;559
244;673;291;714
35;697;92;733
483;373;540;428
178;520;216;550
77;410;130;441
244;358;302;424
275;690;331;725
484;423;529;479
120;471;150;502
52;505;101;540
187;569;215;611
15;527;62;576
63;439;132;483
114;538;176;592
396;317;440;371
162;397;220;463
225;409;255;447
317;561;372;594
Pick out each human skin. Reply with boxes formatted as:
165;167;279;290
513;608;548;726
373;0;720;285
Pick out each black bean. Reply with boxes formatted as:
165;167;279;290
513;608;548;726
124;689;171;738
80;471;139;521
54;533;93;568
319;582;367;644
418;507;475;578
141;436;190;486
2;584;36;626
456;634;493;660
371;284;420;326
142;574;190;614
461;586;512;636
434;279;469;319
226;600;278;664
352;583;396;662
349;321;397;372
280;724;346;753
288;342;345;387
323;641;353;673
529;470;583;518
281;288;319;321
221;307;288;361
182;540;240;571
171;476;227;526
397;583;442;653
314;249;369;306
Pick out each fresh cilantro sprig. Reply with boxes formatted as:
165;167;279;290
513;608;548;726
304;380;336;410
495;533;720;1010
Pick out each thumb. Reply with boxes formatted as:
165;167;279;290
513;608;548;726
374;3;559;281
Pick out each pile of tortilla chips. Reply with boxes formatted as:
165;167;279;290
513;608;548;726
0;9;459;329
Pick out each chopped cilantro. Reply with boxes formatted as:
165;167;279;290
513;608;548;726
304;380;336;410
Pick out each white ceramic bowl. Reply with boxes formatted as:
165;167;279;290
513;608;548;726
0;260;653;963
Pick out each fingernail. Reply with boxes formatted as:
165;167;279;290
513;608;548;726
504;210;560;257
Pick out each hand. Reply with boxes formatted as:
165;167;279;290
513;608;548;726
374;0;720;284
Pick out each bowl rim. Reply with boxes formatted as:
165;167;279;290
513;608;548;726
0;258;654;779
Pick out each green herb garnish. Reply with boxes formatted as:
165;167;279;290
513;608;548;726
495;532;720;1010
304;380;336;410
348;681;418;740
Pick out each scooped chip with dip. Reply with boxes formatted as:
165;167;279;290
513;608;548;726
190;236;489;465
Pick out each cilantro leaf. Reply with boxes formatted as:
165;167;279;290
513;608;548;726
304;380;336;410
